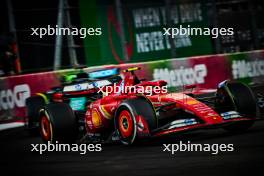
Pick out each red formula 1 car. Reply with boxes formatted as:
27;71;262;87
34;67;258;145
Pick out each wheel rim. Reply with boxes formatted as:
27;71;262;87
118;110;133;138
40;114;51;141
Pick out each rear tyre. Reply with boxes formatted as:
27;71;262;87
39;103;78;143
25;96;46;135
115;98;157;145
216;81;257;132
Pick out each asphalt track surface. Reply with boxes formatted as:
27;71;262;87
1;84;264;176
0;120;264;176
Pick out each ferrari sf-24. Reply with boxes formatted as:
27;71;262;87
25;67;258;145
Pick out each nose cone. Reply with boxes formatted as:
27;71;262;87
202;114;223;124
157;93;223;125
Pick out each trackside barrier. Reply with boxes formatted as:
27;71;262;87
0;50;263;126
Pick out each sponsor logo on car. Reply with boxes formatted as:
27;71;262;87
220;111;241;120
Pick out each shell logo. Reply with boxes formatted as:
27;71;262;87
92;109;102;128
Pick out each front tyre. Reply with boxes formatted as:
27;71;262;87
116;107;136;145
216;81;257;132
115;98;157;145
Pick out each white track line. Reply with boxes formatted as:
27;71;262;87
0;122;25;131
